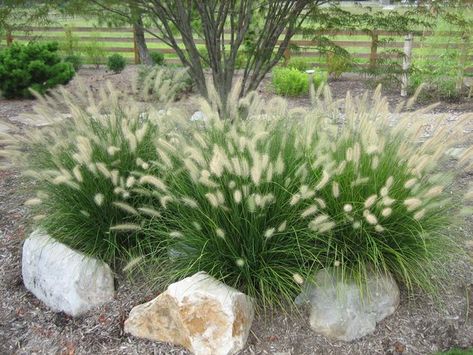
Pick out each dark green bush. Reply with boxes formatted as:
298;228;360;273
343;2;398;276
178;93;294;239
150;51;165;66
107;54;126;74
0;42;75;99
64;54;82;71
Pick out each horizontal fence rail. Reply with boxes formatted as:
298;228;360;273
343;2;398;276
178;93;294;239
1;26;471;73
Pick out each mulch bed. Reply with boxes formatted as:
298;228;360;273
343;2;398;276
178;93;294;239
0;67;472;354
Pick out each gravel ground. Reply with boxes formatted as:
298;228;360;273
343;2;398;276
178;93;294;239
1;67;472;355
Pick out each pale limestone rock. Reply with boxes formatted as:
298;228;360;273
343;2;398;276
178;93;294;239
125;272;254;355
22;230;115;316
296;269;400;341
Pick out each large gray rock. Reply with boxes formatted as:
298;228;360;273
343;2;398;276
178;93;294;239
22;230;115;316
296;269;400;341
124;272;254;355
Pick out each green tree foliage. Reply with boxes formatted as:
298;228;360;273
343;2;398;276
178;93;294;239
0;42;75;98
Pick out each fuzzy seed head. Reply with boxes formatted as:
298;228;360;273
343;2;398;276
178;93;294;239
364;194;378;208
290;194;301;206
113;201;138;215
126;176;136;188
301;205;318;218
169;231;183;238
107;146;120;156
110;223;141;231
264;228;275;239
332;182;340;198
404;178;417;189
383;196;395;206
72;166;83;182
293;273;304;285
25;198;42;206
216;228;225;238
364;211;378;225
236;258;245;267
94;193;104;206
343;204;353;212
182;197;199;208
425;186;443;199
233;190;242;204
315;170;330;190
277;220;287;232
138;207;161;218
140;175;167;192
371;156;379;170
404;198;422;211
381;208;392;217
414;209;426;220
160;195;172;209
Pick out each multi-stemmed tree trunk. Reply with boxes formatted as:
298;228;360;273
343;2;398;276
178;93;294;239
91;0;328;116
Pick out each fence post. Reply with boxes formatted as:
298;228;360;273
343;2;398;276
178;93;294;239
132;26;140;65
456;32;470;93
6;29;13;46
369;32;379;70
401;33;413;97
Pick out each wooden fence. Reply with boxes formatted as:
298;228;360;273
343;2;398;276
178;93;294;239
2;26;472;74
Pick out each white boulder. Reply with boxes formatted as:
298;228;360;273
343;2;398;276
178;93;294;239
296;268;400;341
22;230;115;316
124;272;254;355
190;111;208;122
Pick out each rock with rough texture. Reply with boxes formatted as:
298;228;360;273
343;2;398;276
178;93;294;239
124;272;254;355
22;230;115;316
296;269;400;342
190;111;207;122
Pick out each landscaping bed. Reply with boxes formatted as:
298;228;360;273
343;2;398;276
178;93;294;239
1;66;473;355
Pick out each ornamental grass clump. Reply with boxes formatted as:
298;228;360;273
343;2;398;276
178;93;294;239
1;80;188;265
129;86;472;307
1;75;472;309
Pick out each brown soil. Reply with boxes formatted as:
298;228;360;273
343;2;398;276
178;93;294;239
0;66;472;355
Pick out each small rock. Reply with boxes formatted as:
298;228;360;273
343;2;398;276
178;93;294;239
296;268;400;341
447;147;466;159
22;230;115;316
190;111;207;122
124;272;254;355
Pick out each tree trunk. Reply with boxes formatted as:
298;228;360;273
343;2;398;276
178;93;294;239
369;33;379;71
133;16;153;65
455;33;469;93
401;33;413;97
6;29;13;46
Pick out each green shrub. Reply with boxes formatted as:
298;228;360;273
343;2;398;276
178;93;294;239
0;42;75;99
107;54;126;74
272;67;326;97
3;82;471;309
64;54;82;71
150;51;165;66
